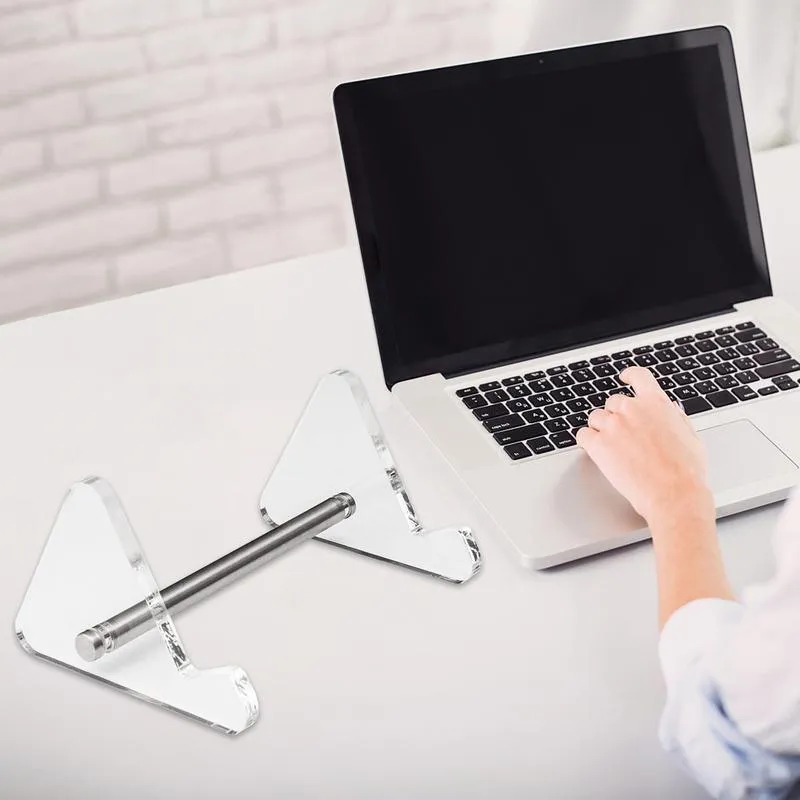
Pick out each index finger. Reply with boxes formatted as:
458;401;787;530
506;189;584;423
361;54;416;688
619;365;661;395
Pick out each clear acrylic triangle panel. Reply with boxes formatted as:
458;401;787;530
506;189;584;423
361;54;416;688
15;477;258;735
260;370;481;582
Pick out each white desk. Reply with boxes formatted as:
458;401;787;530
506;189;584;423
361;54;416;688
2;145;799;800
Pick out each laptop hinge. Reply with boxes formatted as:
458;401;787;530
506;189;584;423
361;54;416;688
442;307;737;381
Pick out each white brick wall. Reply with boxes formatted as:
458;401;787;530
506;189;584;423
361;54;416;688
0;170;100;226
0;0;495;323
0;139;43;180
107;148;211;196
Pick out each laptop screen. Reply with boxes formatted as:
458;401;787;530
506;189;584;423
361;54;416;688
335;28;770;388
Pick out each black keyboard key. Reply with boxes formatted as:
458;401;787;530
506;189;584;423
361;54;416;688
613;358;635;370
733;357;756;371
463;395;488;409
456;386;478;397
550;388;575;402
528;436;555;455
774;376;799;391
479;381;501;391
675;344;698;357
654;340;674;349
494;422;547;445
665;390;677;402
715;326;735;335
573;382;595;397
485;389;509;404
550;431;577;449
757;338;779;351
590;355;611;365
551;374;574;388
634;353;657;367
698;352;720;366
507;398;532;413
675;335;695;344
566;397;592;412
507;384;532;398
754;349;790;366
677;357;700;370
715;375;739;390
502;376;524;386
524;371;545;381
611;350;632;359
736;321;755;330
633;345;654;354
566;412;588;427
656;362;679;376
674;372;697;386
593;377;617;392
593;363;616;377
529;379;553;393
736;371;759;384
657;377;676;390
656;349;678;362
544;403;569;418
714;363;736;376
530;392;553;407
695;381;718;395
546;365;568;375
707;390;738;408
473;403;509;420
695;330;714;339
734;327;766;342
759;385;779;396
572;368;594;383
737;342;759;356
732;386;757;402
545;418;569;433
588;392;608;407
609;386;635;398
568;360;589;370
522;409;546;424
504;442;532;460
673;386;699;400
717;348;739;361
696;340;718;353
681;396;712;415
484;414;525;433
693;367;716;381
756;360;800;379
715;335;737;348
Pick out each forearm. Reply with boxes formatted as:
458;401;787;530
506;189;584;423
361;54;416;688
649;499;735;630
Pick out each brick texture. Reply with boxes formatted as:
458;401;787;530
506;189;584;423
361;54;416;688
107;148;211;196
0;170;100;226
0;139;44;180
0;0;496;322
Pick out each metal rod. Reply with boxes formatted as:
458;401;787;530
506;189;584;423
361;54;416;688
75;493;355;662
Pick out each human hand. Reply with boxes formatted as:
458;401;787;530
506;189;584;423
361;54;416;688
575;367;714;526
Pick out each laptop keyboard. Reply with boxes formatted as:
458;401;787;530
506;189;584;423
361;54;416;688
455;322;800;461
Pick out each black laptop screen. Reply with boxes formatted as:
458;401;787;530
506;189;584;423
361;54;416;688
335;29;770;387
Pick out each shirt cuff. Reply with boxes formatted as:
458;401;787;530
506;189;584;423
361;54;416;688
659;598;744;690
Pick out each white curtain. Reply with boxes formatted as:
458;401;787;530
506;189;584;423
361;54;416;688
492;0;800;151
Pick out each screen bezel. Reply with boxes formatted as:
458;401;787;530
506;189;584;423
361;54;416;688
334;26;771;389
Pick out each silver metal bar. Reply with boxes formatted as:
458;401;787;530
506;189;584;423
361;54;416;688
75;493;355;662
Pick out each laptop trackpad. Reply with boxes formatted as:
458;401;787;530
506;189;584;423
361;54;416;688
552;419;796;548
702;419;797;494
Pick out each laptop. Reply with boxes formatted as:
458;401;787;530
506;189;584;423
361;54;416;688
333;26;800;569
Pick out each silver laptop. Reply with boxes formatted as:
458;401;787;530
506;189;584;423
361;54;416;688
333;26;800;569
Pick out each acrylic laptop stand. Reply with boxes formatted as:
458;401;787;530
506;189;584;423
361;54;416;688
15;371;481;735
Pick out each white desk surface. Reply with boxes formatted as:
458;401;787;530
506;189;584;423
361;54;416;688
2;144;799;800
